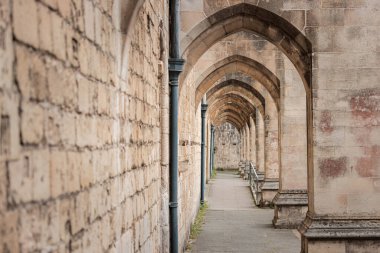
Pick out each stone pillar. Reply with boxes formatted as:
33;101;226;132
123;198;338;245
300;3;380;251
245;124;250;162
241;128;245;161
250;116;256;165
273;58;308;228
256;111;265;172
261;100;279;206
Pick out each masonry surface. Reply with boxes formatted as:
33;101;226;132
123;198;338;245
1;0;380;253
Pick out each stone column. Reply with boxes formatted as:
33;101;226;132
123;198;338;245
256;111;265;172
250;116;256;165
261;99;280;206
239;128;246;177
245;124;250;162
300;3;380;251
273;58;308;228
241;128;245;161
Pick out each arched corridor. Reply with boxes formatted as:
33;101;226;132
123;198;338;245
0;0;380;253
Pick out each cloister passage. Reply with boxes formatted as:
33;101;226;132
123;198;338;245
179;3;310;250
1;0;380;253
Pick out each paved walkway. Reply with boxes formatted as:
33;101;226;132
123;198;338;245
190;171;300;253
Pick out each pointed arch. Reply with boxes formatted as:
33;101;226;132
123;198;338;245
181;3;312;90
205;79;265;116
194;55;280;110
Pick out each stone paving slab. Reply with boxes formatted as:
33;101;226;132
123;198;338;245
190;171;300;253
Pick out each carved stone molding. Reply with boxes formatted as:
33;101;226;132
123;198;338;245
273;189;308;206
299;212;380;239
272;190;308;228
261;178;279;190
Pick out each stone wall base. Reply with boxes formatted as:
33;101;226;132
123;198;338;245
260;179;279;207
299;213;380;253
272;190;308;228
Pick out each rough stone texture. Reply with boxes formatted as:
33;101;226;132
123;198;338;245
1;0;380;252
1;0;167;252
273;190;308;229
214;123;240;169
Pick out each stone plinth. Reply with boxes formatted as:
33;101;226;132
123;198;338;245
272;190;308;228
299;213;380;253
260;178;279;207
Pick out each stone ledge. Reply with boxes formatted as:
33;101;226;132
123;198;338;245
257;171;265;182
261;178;279;190
299;213;380;239
273;190;308;206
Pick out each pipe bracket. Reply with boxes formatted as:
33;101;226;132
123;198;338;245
169;202;178;208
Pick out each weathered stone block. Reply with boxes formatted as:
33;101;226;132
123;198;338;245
51;12;67;60
31;149;50;201
38;3;53;52
97;84;110;115
21;102;44;144
58;198;72;242
79;150;93;189
84;0;95;41
16;45;48;101
1;210;20;253
13;0;39;47
71;191;89;235
94;7;102;46
50;150;66;198
273;190;308;229
61;112;76;147
66;151;81;193
8;157;32;204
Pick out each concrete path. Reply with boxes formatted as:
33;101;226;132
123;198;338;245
190;171;300;253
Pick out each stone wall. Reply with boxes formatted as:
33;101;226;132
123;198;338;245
1;0;380;252
214;123;240;169
178;83;202;251
0;0;167;252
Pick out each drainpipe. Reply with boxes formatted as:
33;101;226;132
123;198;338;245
168;0;184;252
209;125;215;176
200;99;208;204
212;126;215;173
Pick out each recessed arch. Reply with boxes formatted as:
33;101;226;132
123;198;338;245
208;90;262;120
193;55;280;110
209;105;252;126
207;94;257;127
213;113;246;130
214;117;243;131
208;94;257;117
181;3;312;90
211;107;252;123
205;79;265;116
213;110;247;125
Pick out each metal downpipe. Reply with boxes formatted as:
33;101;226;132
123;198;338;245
200;101;208;204
168;0;184;252
210;125;215;177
